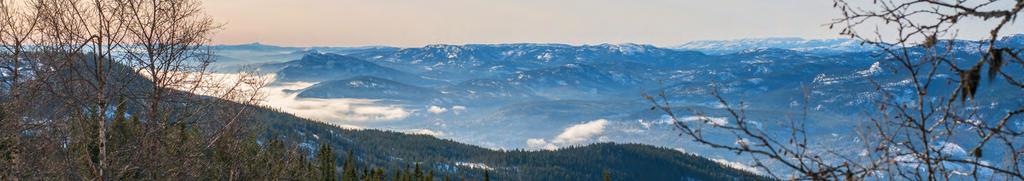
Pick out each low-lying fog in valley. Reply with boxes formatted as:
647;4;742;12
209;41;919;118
248;73;660;151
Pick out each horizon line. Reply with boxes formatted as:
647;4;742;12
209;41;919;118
210;36;856;48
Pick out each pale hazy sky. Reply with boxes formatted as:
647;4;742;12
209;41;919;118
201;0;1019;47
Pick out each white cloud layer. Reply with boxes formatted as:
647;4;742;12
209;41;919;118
159;72;410;127
451;105;467;115
427;105;448;114
403;129;445;137
681;116;728;126
526;138;556;150
711;158;761;174
528;119;610;150
553;119;609;145
263;81;411;122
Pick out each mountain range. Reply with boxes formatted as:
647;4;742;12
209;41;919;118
209;35;1024;178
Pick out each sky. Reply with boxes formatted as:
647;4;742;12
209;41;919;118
201;0;1021;47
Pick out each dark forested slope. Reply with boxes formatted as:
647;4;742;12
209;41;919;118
250;105;771;180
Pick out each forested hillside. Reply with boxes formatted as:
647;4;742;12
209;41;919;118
251;104;773;180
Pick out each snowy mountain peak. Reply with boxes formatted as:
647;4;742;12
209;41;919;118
736;48;800;55
675;37;874;55
999;33;1024;47
1000;33;1024;41
594;43;652;55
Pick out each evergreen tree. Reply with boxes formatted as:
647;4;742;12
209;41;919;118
403;164;412;181
343;150;357;181
375;168;385;181
317;144;337;181
364;166;372;181
394;169;402;181
413;163;422;181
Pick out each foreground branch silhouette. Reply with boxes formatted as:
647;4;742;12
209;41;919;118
649;0;1024;180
